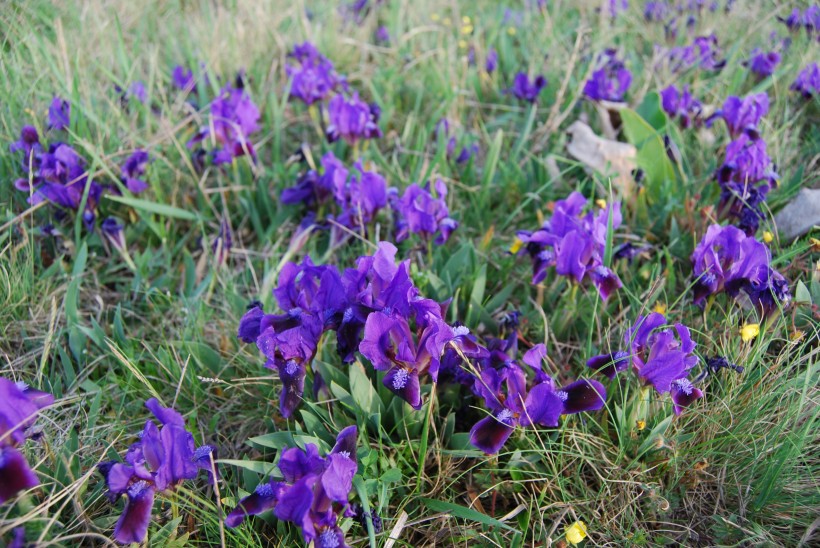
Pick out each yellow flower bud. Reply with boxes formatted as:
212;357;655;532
762;231;773;243
595;199;607;209
443;17;452;26
462;15;471;24
636;419;646;431
431;13;440;21
740;323;760;342
565;521;588;545
509;237;524;254
652;303;667;314
507;26;517;36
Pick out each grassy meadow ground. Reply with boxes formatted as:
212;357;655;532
1;0;819;546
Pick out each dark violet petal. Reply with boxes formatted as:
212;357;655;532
0;446;40;503
330;425;358;462
383;367;422;410
237;304;265;343
225;481;282;528
671;379;704;416
155;424;198;489
113;482;155;545
521;343;547;371
586;351;629;380
561;379;607;414
140;420;164;472
469;415;515;454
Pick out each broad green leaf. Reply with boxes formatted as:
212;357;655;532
106;194;199;221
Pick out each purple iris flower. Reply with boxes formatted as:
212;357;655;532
791;62;820;98
486;49;498;73
607;0;629;18
583;50;631;102
779;6;820;39
326;93;382;145
375;26;390;45
624;314;703;414
716;134;778;235
11;137;105;229
662;34;726;73
120;150;151;193
469;344;606;454
172;65;196;92
328;158;388;244
9;125;42;164
47;96;70;131
188;86;260;165
660;85;702;128
286;42;344;106
101;217;127;252
116;81;147;105
709;93;769;139
509;73;547;103
644;1;670;21
516;192;623;299
691;224;791;317
0;378;54;504
391;179;459;245
743;50;781;78
98;398;215;545
226;426;357;547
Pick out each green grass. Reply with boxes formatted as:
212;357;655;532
1;0;819;546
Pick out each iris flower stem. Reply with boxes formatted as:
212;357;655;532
414;382;437;494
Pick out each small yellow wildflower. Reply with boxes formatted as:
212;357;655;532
636;419;646;431
507;26;517;36
762;231;773;243
462;15;471;24
457;39;468;49
565;521;588;545
595;198;607;209
740;323;760;342
810;238;820;252
652;303;667;314
442;17;452;27
461;24;474;35
509;237;524;254
790;330;805;342
431;13;440;22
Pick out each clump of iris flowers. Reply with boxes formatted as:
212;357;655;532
326;92;383;145
0;378;54;504
792;62;820;98
691;224;790;318
237;242;487;415
508;72;547;103
286;42;345;106
10;124;107;229
468;341;607;454
516;192;623;300
188;84;260;165
743;49;781;78
97;399;216;545
660;34;726;73
583;49;631;102
708;93;778;234
589;314;703;416
660;85;702;128
280;151;388;246
390;179;459;245
226;426;358;547
120;149;152;194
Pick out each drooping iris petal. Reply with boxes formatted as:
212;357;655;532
225;481;282;528
113;481;155;545
561;379;607;414
671;378;704;415
383;367;422;409
274;476;315;530
330;425;358;460
469;414;515;455
0;446;40;503
586;351;629;379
